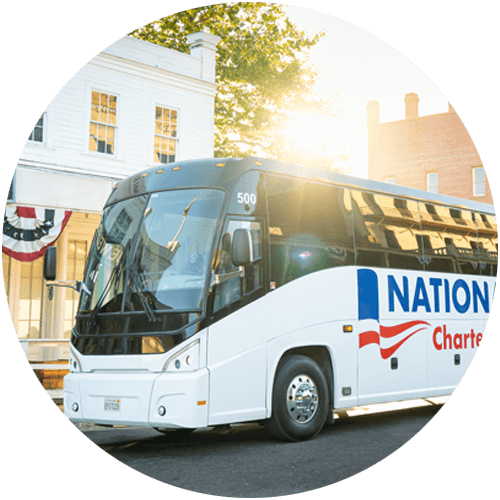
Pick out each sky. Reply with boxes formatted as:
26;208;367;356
284;5;449;178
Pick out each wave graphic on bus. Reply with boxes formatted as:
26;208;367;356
357;268;430;359
359;320;430;359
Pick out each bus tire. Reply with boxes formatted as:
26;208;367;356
265;355;329;442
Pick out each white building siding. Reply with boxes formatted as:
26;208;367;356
5;33;220;348
16;34;219;211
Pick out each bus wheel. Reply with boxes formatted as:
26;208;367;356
265;355;329;442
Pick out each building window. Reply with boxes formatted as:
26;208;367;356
89;91;117;154
384;177;395;184
154;106;178;164
473;167;486;197
427;172;438;193
28;115;44;143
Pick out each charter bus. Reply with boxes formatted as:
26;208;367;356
44;157;497;441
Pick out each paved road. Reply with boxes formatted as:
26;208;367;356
84;404;442;497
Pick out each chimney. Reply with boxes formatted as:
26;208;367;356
366;100;381;128
404;93;419;120
186;31;221;84
366;100;381;180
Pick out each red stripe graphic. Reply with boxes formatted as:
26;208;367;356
380;320;430;338
379;327;427;359
359;330;380;348
359;321;430;359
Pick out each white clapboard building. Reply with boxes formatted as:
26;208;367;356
3;32;220;367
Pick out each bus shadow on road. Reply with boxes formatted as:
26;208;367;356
96;398;445;454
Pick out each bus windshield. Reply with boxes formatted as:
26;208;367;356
78;189;224;323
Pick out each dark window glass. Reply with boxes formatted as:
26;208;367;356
420;203;486;274
267;176;354;288
213;219;263;312
351;190;422;270
475;212;497;276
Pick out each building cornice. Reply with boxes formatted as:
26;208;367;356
90;52;218;97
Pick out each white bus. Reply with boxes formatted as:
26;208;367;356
44;157;497;441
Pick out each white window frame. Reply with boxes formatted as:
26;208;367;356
82;79;125;160
26;106;53;147
473;166;486;197
152;103;180;165
426;172;438;193
86;87;120;158
28;113;46;144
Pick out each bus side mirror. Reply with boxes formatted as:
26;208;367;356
232;228;253;267
43;246;57;281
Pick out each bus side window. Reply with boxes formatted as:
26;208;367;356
420;206;481;275
476;212;498;276
351;190;423;270
267;175;354;288
213;220;263;313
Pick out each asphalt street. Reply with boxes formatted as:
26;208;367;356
82;404;442;497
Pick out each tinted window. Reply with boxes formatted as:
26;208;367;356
267;175;354;287
213;219;263;312
418;203;486;274
476;212;497;276
351;190;422;270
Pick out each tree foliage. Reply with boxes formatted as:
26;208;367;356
131;2;344;170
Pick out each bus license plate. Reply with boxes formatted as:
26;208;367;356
104;398;121;412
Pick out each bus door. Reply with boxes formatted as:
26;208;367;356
207;218;268;425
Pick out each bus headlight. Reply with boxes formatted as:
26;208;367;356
163;339;200;372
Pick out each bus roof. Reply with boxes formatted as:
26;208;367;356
107;157;495;215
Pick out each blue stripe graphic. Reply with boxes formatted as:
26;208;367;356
357;268;379;321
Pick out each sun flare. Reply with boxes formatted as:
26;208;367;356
280;112;336;156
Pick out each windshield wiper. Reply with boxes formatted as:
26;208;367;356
131;271;159;323
88;249;127;327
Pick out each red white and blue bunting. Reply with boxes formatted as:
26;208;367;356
3;206;72;262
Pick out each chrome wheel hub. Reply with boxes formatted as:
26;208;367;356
286;374;318;424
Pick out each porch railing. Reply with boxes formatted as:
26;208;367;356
19;338;70;368
19;339;70;397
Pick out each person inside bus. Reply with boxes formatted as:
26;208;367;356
183;252;205;275
213;233;242;312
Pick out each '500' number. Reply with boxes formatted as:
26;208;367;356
237;192;257;205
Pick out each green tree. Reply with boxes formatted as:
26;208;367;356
131;2;344;170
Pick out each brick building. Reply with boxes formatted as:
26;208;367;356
366;93;493;205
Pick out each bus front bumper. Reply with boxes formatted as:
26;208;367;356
63;369;209;429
